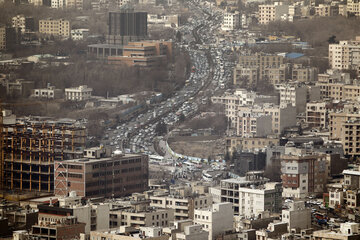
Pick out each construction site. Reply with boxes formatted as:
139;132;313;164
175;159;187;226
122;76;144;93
0;109;86;194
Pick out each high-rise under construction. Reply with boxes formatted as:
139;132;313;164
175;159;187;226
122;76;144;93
0;112;86;192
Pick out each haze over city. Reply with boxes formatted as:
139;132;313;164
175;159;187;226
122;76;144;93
1;0;360;239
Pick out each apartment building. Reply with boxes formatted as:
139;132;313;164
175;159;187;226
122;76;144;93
37;193;110;234
275;83;307;113
340;120;360;158
233;53;284;87
71;28;89;40
292;64;317;82
51;0;65;8
306;101;328;128
0;26;17;51
281;201;311;232
39;19;70;38
225;136;279;154
329;37;360;72
281;154;327;198
222;11;240;31
237;53;284;73
233;66;258;86
65;0;83;9
236;111;272;137
110;208;174;228
91;227;170;240
211;89;257;109
315;4;339;17
6;79;34;98
328;185;344;210
33;85;63;99
65;85;92;101
236;104;297;135
12;15;35;33
30;217;85;240
347;0;360;16
329;104;360;140
54;147;149;198
149;193;212;220
312;223;360;240
262;64;288;85
193;203;233;240
315;70;360;101
258;2;289;25
221;178;282;218
176;224;209;240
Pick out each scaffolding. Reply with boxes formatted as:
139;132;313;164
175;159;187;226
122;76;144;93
0;117;86;192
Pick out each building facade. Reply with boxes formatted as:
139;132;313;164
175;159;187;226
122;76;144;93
54;148;149;198
281;154;327;198
65;85;93;101
39;19;70;38
193;203;233;240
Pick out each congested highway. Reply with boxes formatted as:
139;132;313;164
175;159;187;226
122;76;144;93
101;0;234;157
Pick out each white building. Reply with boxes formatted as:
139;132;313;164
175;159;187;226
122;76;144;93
51;0;65;8
149;194;212;221
275;83;307;113
236;111;272;137
33;85;63;99
39;193;110;234
222;11;240;31
12;15;32;33
175;224;209;240
329;37;360;72
235;103;297;136
282;201;311;232
329;186;344;210
193;203;233;240
71;29;89;41
220;175;282;217
65;85;93;101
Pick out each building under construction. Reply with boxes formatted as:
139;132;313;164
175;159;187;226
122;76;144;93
0;112;86;193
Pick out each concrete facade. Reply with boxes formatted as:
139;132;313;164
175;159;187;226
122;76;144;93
193;203;234;240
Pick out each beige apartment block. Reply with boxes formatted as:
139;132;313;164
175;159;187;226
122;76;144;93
236;104;296;135
329;37;360;72
347;0;360;16
306;101;327;128
234;53;284;87
66;0;83;9
340;120;360;158
39;18;70;38
225;136;279;153
329;105;360;140
315;4;339;17
149;194;212;221
193;203;233;240
109;208;174;228
292;64;317;82
258;2;289;24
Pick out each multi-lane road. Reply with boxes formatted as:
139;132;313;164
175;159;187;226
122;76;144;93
101;0;234;157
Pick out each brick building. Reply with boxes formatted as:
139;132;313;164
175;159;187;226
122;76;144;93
54;147;149;198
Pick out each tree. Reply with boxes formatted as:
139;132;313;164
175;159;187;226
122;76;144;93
179;113;186;122
155;122;167;136
176;31;182;42
328;35;338;44
224;151;230;162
